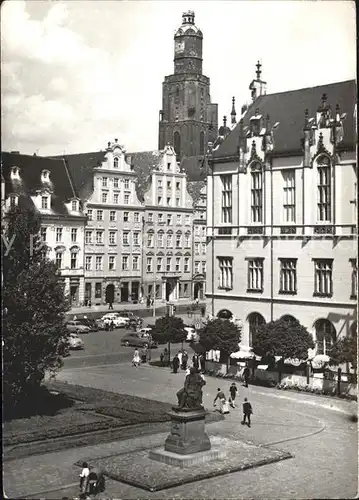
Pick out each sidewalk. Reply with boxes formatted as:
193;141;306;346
68;300;206;316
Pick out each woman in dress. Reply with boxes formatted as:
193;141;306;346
132;348;140;367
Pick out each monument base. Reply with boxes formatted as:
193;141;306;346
164;406;211;455
149;447;226;468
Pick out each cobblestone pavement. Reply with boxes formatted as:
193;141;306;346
4;362;357;499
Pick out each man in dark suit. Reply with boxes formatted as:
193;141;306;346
241;397;253;427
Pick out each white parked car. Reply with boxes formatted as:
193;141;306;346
184;327;199;343
67;333;84;350
101;313;128;328
137;327;153;336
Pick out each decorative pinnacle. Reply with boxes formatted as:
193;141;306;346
321;93;327;106
256;60;262;80
223;116;227;127
231;97;237;124
114;138;118;143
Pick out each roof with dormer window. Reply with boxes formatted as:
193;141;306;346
214;79;356;158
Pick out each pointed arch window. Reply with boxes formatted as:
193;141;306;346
199;131;205;155
174;132;181;159
317;156;331;222
250;163;263;223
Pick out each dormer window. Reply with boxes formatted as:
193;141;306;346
41;196;49;210
71;200;78;211
10;166;20;180
41;170;50;183
167;163;171;171
114;157;119;168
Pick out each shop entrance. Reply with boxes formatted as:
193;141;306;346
121;282;129;302
105;284;115;304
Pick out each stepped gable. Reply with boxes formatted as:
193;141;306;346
214;80;356;159
1;151;77;216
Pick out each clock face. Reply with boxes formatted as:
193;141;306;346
175;41;185;54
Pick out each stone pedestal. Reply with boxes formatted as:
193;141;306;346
163;406;211;455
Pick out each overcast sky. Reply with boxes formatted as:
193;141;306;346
1;0;356;156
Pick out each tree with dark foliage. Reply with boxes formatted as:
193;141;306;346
198;318;241;368
329;327;357;374
2;206;70;416
150;315;187;366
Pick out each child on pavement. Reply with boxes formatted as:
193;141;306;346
79;462;90;493
229;382;238;408
241;397;253;427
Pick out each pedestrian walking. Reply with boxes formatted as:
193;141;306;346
109;320;114;331
177;350;183;369
160;352;164;366
213;388;229;414
182;350;188;370
147;296;151;308
108;301;113;310
192;354;200;371
199;353;206;372
243;363;250;388
195;296;199;307
163;347;169;366
229;382;238;408
141;347;147;364
172;354;180;374
132;349;140;367
241;397;253;427
79;462;90;494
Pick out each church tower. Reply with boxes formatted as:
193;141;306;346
158;11;218;161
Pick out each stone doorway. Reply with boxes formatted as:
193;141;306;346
194;282;204;300
105;284;115;304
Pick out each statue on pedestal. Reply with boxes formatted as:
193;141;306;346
176;367;206;409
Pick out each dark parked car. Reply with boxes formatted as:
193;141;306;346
77;317;99;332
121;332;158;348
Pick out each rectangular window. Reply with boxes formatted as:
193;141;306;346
101;192;108;203
166;233;173;248
41;196;48;209
71;228;77;243
95;283;102;298
184;283;188;294
166;257;171;272
176;198;180;207
124;179;129;189
109;210;116;221
97;210;103;221
85;255;92;270
194;261;200;274
350;259;357;299
221;174;232;223
56;252;62;269
123;212;129;222
202;261;206;274
102;177;108;188
175;257;180;271
133;232;140;245
109;231;116;245
95;256;103;271
177;214;182;225
247;258;264;291
157;257;163;272
148;212;153;223
167;181;171;189
176;181;180;190
176;234;182;248
158;233;164;247
279;258;297;294
70;252;77;269
71;200;77;211
185;234;190;247
133;255;139;271
134;212;140;223
40;227;47;242
195;242;200;255
96;231;103;244
184;257;190;272
122;255;129;270
317;158;331;222
87;209;93;221
113;178;119;188
201;243;206;254
85;231;92;244
123;231;129;245
157;179;162;188
124;194;129;204
314;259;333;296
56;227;63;243
185;214;190;225
251;170;263;223
167;197;171;206
158;213;164;223
109;255;115;270
158;196;162;205
218;257;233;289
167;163;171;170
147;257;153;273
167;214;172;225
113;193;119;204
282;169;296;223
147;233;154;247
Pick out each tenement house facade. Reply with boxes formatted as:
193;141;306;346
1;152;86;304
206;73;357;354
142;144;194;302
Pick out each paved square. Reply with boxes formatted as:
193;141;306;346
75;435;293;491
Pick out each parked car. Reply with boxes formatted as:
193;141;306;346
77;317;99;332
100;313;128;328
121;332;158;348
95;318;106;330
66;320;90;334
67;333;85;350
101;313;120;321
184;327;199;343
137;327;153;336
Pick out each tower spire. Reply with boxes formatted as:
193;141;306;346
256;61;262;80
231;97;237;125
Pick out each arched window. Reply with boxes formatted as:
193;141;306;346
199;131;205;155
217;309;233;320
317;156;331;222
280;315;297;325
114;157;119;168
314;319;336;355
174;132;181;159
248;312;265;347
250;163;263;223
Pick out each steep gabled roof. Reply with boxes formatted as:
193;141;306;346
1;152;79;216
180;155;207;181
214;79;356;158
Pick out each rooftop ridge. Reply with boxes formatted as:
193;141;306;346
259;78;356;99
